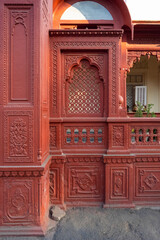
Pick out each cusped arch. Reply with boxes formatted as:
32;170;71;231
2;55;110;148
66;56;104;82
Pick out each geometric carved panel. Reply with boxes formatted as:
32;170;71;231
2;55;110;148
135;166;160;197
65;164;104;201
4;111;33;163
3;179;34;224
110;167;128;200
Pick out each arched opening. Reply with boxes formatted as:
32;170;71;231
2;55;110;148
127;55;160;113
53;0;132;31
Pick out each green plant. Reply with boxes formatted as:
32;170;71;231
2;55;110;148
134;102;156;117
134;101;144;117
146;103;156;117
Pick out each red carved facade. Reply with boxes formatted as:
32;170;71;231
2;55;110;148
0;0;160;237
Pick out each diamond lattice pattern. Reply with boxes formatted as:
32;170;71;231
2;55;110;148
67;59;102;114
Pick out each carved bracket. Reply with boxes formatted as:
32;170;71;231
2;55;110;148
127;50;160;71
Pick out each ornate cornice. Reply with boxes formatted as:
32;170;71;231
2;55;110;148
49;29;123;38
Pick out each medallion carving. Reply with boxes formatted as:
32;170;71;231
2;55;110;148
65;165;104;200
136;167;160;197
3;179;34;224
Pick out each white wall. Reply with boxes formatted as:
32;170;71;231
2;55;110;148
125;0;160;20
129;56;160;112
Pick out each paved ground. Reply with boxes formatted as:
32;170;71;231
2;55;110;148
0;207;160;240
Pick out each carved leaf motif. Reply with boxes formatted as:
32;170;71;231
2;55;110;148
10;118;28;156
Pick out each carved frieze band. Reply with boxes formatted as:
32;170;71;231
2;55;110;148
51;41;117;115
4;111;33;163
49;30;123;37
0;170;43;178
127;50;160;70
50;155;160;164
51;156;103;164
104;157;160;164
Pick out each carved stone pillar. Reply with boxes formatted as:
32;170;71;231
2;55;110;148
0;0;52;236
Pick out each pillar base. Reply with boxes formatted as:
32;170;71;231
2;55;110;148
0;225;45;237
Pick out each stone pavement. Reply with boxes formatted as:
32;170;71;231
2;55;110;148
0;207;160;240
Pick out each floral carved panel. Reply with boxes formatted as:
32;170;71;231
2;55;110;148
3;179;34;224
112;126;124;147
4;111;33;163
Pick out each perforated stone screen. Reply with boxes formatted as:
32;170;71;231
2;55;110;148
67;59;102;115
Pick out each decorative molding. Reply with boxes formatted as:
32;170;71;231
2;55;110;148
104;156;160;164
51;156;66;164
49;30;123;37
67;157;103;163
104;157;134;164
0;170;44;178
